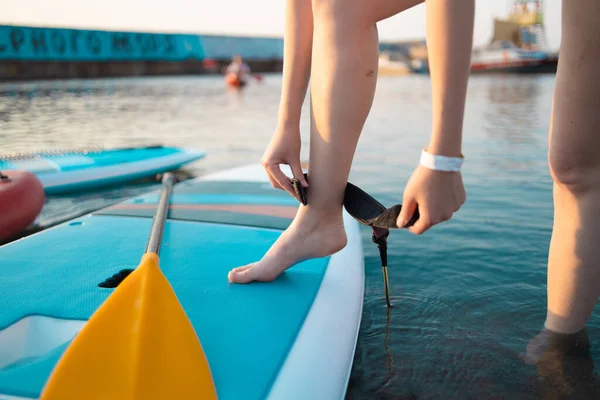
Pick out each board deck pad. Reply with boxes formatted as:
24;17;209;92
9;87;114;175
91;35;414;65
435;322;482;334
96;180;300;230
0;178;330;400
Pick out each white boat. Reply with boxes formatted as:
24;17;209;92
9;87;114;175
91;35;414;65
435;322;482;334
378;51;411;76
471;40;555;73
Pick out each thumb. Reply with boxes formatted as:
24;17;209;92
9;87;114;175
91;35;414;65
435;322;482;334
290;161;308;187
397;197;417;228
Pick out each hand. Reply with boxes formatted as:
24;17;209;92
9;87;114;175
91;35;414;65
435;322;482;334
397;165;466;235
261;124;309;198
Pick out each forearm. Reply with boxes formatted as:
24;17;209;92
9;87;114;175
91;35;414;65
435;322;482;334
425;0;475;157
277;0;313;127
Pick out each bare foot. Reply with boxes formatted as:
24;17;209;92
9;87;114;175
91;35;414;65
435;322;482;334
522;327;600;398
227;208;348;283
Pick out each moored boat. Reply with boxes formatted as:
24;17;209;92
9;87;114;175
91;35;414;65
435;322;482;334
470;40;557;73
471;0;557;74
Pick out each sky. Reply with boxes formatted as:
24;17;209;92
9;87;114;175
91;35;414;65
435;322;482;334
2;0;562;50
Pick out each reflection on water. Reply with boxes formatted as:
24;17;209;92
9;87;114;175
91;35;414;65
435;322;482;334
2;74;600;399
484;76;542;140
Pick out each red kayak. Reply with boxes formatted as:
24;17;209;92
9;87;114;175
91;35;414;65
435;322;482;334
0;170;45;242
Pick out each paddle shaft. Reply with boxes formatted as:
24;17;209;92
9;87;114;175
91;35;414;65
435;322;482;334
145;172;176;254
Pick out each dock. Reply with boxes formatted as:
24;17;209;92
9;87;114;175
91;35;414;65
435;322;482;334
0;25;284;80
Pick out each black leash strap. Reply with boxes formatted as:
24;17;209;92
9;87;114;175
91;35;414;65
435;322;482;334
372;226;392;307
291;176;419;308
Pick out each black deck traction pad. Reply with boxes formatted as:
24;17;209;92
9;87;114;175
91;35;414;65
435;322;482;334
95;180;296;231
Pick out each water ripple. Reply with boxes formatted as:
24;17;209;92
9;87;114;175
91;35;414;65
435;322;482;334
3;75;600;399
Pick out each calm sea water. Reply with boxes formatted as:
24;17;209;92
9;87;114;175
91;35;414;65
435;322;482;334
1;74;599;398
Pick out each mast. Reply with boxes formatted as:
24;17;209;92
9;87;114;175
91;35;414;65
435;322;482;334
502;0;547;51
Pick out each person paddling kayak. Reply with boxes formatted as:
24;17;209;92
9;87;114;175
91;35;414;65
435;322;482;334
224;55;251;87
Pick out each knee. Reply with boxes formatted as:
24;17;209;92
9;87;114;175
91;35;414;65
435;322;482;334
312;0;339;18
312;0;365;25
548;147;600;194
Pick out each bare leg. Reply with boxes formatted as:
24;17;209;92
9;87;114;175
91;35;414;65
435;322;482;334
544;0;600;333
228;0;422;284
277;0;313;127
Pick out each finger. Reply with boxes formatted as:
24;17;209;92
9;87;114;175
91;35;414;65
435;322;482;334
290;161;308;187
397;197;417;228
266;164;295;197
454;190;466;212
453;180;467;206
266;172;283;190
262;161;282;189
454;202;462;212
441;212;453;223
406;215;433;235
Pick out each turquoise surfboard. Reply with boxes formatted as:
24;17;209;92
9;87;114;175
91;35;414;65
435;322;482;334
0;145;206;195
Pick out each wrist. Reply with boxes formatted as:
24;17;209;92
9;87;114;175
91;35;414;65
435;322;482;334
276;117;300;130
277;101;303;128
420;148;464;172
426;140;462;158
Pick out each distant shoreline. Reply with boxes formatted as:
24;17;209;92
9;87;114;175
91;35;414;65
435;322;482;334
0;24;284;80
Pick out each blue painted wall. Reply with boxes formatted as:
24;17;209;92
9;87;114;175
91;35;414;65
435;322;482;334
0;25;284;62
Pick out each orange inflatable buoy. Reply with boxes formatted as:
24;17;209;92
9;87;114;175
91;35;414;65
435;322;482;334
225;73;247;88
0;170;45;242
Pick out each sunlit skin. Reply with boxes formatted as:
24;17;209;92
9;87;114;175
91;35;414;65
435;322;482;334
229;0;600;361
227;0;473;283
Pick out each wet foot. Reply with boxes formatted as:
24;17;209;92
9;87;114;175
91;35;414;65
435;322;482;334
522;327;600;398
227;209;347;283
523;327;590;365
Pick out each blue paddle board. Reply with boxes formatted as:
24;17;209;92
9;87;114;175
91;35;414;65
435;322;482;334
0;145;205;195
0;164;364;400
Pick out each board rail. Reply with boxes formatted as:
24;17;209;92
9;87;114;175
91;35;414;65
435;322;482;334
0;144;164;162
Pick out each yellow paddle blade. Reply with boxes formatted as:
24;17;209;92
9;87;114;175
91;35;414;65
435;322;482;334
40;252;218;400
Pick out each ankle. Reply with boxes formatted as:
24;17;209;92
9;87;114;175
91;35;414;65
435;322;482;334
544;312;587;335
285;208;348;255
296;205;344;225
